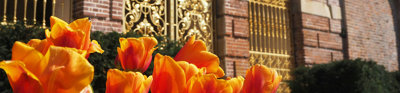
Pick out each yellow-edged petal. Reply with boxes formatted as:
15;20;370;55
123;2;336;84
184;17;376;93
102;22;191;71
27;39;53;55
48;16;99;54
227;76;244;93
186;74;232;93
151;54;186;93
0;61;43;93
11;41;47;76
50;22;85;49
88;40;104;54
117;37;157;72
68;17;91;50
40;46;94;93
242;64;282;93
175;36;224;77
106;69;152;93
177;61;201;82
50;16;68;29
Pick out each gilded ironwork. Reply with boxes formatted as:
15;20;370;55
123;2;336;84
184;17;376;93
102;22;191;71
42;0;47;28
24;0;28;24
1;0;57;27
249;0;292;92
123;0;165;36
34;0;38;24
123;0;214;51
2;0;7;25
13;0;17;23
176;0;213;51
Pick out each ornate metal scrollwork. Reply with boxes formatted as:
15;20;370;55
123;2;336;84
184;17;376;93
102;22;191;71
123;0;214;51
124;0;166;37
176;0;213;51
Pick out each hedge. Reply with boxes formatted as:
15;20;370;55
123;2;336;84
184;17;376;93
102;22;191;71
289;59;400;93
0;23;183;93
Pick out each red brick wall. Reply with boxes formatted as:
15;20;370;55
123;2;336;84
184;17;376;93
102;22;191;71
344;0;399;71
73;0;123;32
216;0;250;77
292;0;344;65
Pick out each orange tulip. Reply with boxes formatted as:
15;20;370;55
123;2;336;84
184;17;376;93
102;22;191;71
27;39;53;55
46;16;103;57
106;69;152;93
177;61;205;82
174;36;225;77
116;37;158;72
1;41;94;93
227;76;244;93
186;74;233;93
151;54;186;93
242;64;282;93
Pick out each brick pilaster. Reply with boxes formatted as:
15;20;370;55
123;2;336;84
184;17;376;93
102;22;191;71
73;0;123;32
216;0;250;77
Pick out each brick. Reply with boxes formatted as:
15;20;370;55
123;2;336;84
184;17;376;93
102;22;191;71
303;29;342;50
224;0;248;17
345;0;398;71
330;19;342;33
304;46;343;64
73;0;123;32
224;16;233;36
224;57;250;77
233;18;249;38
302;13;330;31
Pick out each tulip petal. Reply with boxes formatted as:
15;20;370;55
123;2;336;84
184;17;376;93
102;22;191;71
118;38;142;71
0;61;43;93
177;61;200;82
40;46;94;93
11;41;47;76
88;40;104;54
186;74;233;93
152;54;186;93
139;37;158;72
106;69;152;93
80;85;93;93
69;17;91;50
27;39;53;55
50;22;85;49
242;64;282;93
117;37;157;72
227;76;244;93
175;36;224;77
48;16;102;56
50;16;68;29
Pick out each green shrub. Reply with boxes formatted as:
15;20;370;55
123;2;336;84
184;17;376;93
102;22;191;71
289;59;400;93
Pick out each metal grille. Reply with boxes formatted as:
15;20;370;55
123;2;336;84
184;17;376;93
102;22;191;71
249;0;292;92
1;0;61;28
123;0;214;51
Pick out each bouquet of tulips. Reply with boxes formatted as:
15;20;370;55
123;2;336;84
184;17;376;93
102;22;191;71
0;17;282;93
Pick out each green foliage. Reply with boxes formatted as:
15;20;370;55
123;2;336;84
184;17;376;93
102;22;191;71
0;23;45;93
289;59;400;93
88;31;183;93
0;23;183;93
